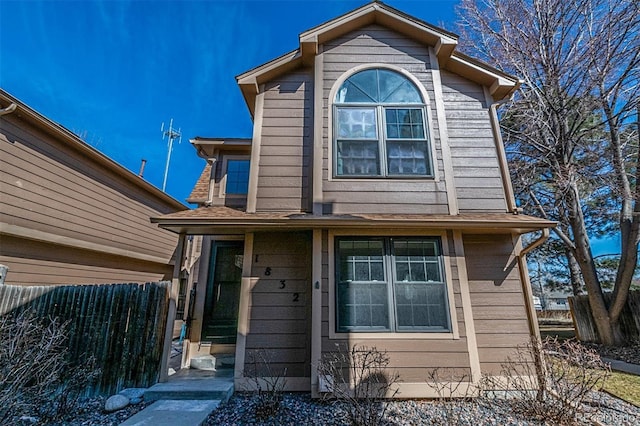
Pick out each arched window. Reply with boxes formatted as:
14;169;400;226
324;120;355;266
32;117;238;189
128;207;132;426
334;68;432;177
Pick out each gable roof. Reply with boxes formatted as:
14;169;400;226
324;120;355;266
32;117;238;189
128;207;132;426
0;89;186;211
236;1;520;117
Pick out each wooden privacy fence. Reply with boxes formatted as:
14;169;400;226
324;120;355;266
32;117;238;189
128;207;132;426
0;282;170;396
569;291;640;343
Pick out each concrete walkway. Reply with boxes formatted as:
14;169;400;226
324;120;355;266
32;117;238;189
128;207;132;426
120;367;234;426
602;357;640;376
120;399;221;426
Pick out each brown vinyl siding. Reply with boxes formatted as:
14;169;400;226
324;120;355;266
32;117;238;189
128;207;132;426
441;70;508;212
321;25;449;215
256;71;312;212
245;232;312;378
0;114;180;285
320;230;471;382
464;234;530;374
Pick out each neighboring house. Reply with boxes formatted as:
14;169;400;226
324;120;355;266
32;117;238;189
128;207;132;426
0;89;186;286
544;291;572;311
533;296;543;311
152;2;555;397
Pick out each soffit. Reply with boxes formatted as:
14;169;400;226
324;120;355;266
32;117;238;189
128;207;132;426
190;137;252;159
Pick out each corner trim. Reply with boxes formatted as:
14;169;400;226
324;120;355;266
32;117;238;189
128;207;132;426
311;229;323;396
246;92;265;213
452;230;481;383
235;233;254;379
429;47;459;215
312;52;324;214
484;87;516;212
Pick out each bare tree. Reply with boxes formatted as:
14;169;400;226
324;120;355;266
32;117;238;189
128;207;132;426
457;0;639;345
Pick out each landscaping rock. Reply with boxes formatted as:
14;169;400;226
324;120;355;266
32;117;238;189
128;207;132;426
104;394;129;412
119;388;146;405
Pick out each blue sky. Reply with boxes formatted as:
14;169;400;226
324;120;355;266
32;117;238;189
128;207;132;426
0;0;459;202
0;0;619;256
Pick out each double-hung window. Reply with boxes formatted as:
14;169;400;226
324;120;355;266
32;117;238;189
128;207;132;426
334;68;432;177
336;237;450;333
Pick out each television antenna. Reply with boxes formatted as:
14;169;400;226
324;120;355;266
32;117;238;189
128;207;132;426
160;119;182;192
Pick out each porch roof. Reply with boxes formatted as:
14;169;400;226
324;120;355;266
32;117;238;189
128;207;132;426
151;206;555;235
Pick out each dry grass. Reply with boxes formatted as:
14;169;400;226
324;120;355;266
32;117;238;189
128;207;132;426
603;371;640;407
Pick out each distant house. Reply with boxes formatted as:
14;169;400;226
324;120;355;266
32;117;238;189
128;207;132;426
152;2;555;397
544;291;571;311
0;89;186;286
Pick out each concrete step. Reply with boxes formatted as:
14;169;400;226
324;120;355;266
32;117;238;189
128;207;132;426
144;372;234;402
120;399;220;426
190;354;235;371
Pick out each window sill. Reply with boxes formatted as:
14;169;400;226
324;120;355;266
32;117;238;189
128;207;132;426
329;331;458;340
332;175;435;180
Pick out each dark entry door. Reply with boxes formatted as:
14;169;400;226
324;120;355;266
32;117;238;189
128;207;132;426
202;241;243;344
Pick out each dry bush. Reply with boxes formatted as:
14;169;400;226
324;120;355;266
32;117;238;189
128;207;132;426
0;310;100;423
481;337;610;424
425;368;476;425
242;349;288;419
318;344;400;426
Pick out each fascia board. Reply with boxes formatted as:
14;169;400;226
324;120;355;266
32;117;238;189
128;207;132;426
236;49;301;85
151;217;556;236
189;138;252;159
236;49;302;117
299;2;458;47
446;54;520;100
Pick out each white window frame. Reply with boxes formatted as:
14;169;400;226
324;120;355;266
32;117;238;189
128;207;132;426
330;66;436;179
328;229;459;340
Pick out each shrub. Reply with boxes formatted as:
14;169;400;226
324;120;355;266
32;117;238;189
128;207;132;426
425;368;476;425
242;349;288;419
318;344;400;426
0;310;100;423
480;337;610;424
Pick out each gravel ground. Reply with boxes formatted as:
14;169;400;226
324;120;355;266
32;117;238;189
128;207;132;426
204;390;640;426
12;397;151;426
21;340;638;425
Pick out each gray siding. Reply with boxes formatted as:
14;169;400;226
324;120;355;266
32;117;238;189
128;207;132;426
255;71;312;212
245;232;312;378
321;25;449;215
0;116;178;285
441;70;507;212
464;234;530;374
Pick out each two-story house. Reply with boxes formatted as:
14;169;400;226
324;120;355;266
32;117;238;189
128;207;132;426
152;2;555;398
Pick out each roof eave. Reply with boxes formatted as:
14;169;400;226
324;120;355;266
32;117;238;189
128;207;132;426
446;54;520;101
0;89;187;211
236;49;303;118
190;137;252;159
151;216;556;236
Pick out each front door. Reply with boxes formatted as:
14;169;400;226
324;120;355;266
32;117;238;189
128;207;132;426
202;241;243;344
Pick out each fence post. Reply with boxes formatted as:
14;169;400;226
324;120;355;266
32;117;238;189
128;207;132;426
0;264;8;285
159;233;186;382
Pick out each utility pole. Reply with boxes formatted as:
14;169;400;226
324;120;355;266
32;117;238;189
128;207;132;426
161;119;181;192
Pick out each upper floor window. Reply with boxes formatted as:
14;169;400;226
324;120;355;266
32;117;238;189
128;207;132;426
225;159;250;195
334;68;432;178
